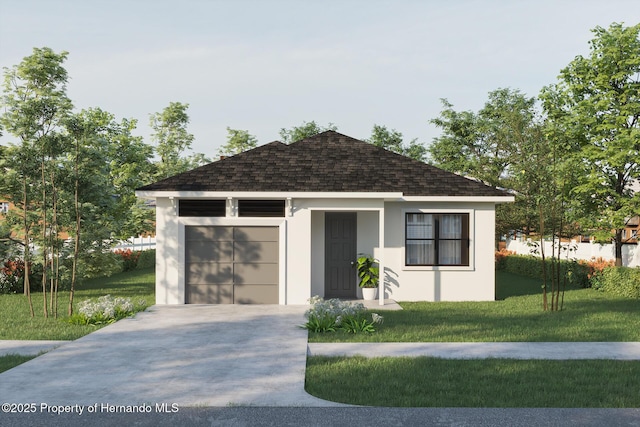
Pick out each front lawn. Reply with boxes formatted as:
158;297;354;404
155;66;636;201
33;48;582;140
308;271;640;342
0;268;154;340
306;356;640;407
0;354;35;374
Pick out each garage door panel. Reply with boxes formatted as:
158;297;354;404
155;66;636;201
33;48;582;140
186;284;233;304
234;227;278;242
186;226;232;241
233;263;278;285
185;226;278;304
187;262;233;284
234;284;278;304
186;241;233;263
233;241;278;263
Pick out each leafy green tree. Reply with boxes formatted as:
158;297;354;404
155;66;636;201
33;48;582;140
218;127;257;157
430;89;538;187
0;47;73;317
541;23;640;266
429;87;583;310
429;88;547;236
279;120;337;144
103;116;155;239
367;124;427;161
64;108;124;314
150;102;208;179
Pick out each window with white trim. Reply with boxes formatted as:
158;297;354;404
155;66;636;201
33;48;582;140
405;213;469;266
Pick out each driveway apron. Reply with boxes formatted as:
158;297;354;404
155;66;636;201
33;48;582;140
0;305;339;407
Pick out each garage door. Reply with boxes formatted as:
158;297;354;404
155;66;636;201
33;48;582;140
185;226;279;304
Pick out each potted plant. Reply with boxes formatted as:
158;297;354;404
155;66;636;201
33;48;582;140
355;254;379;300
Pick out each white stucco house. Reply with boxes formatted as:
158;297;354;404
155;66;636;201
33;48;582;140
135;131;513;305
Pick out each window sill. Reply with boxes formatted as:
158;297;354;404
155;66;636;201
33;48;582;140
402;265;474;272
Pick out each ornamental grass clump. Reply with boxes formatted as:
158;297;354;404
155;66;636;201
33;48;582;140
302;296;383;334
69;295;146;325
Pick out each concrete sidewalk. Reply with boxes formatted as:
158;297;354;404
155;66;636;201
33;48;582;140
307;342;640;359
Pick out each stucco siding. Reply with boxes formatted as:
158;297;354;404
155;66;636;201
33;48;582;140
153;196;497;304
284;208;311;304
382;201;495;302
155;197;181;304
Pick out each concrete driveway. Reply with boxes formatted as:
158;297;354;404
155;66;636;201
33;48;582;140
0;305;339;407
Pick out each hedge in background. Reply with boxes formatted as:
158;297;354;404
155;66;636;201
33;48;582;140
136;250;156;269
592;267;640;299
113;249;156;272
498;254;590;288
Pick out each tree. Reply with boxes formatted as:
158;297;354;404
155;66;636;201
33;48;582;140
102;116;155;240
64;108;123;314
218;127;257;157
367;124;427;161
150;102;207;179
279;120;337;144
429;87;582;311
429;88;547;236
0;47;73;317
541;23;640;266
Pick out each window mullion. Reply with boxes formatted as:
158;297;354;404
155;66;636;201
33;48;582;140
434;215;440;266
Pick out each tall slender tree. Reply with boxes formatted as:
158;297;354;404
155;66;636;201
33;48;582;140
0;47;72;317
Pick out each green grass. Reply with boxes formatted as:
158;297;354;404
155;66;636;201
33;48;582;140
309;271;640;342
0;268;154;340
0;354;35;374
305;356;640;407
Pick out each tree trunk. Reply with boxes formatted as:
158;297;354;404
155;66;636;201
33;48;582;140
41;157;48;318
69;140;80;316
22;179;34;318
49;167;59;318
539;205;548;311
614;229;623;267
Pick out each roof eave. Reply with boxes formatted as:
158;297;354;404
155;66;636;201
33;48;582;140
401;195;515;203
135;190;406;200
135;190;514;203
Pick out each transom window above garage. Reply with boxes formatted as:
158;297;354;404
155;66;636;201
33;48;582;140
238;200;285;217
179;200;226;217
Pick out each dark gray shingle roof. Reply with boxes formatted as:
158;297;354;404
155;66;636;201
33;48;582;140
138;131;508;197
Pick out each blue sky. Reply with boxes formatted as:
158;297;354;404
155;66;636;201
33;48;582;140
1;0;639;158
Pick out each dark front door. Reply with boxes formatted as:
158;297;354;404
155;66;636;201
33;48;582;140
325;212;357;298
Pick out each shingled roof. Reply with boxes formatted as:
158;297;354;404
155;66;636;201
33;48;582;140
138;131;508;197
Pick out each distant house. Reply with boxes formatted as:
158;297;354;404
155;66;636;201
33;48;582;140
136;131;513;305
622;216;639;244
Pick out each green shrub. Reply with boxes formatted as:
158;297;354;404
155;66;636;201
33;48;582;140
68;295;148;325
501;254;590;288
0;259;43;294
136;250;156;269
302;296;383;334
592;267;640;298
0;259;26;294
78;251;123;279
114;249;140;271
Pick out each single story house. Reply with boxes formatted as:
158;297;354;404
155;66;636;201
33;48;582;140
136;131;513;305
